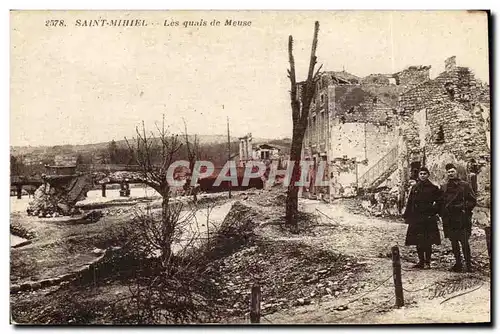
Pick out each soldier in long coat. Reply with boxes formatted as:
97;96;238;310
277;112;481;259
403;167;442;269
441;163;477;272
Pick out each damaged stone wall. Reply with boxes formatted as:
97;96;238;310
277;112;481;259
394;65;431;89
399;80;447;118
424;100;490;206
333;86;397;126
425;102;489;162
304;59;489;207
329;159;357;198
327;121;399;198
400;65;488;116
398;59;491;208
364;123;399;167
360;74;391;85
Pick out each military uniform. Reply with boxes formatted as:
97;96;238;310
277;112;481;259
441;178;477;271
403;179;442;267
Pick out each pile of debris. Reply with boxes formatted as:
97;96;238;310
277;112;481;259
206;239;365;318
101;207;136;217
26;175;93;217
358;186;400;217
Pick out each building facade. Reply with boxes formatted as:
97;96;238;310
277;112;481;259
300;56;490;208
238;134;287;168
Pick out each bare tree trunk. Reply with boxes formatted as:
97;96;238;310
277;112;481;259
285;21;321;233
125;118;183;269
183;118;200;203
286;129;307;225
160;191;173;267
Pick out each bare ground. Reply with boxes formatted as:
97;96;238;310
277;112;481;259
248;198;491;324
10;189;491;324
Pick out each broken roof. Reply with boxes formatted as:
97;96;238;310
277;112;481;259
323;70;360;84
255;144;280;150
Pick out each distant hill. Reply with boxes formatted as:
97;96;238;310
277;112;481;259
11;135;222;156
10;135;292;160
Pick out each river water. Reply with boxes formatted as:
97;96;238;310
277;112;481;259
10;187;234;251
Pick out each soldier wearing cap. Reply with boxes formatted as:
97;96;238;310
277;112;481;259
403;167;442;269
441;163;477;272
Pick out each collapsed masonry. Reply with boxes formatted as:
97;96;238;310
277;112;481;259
299;56;490;214
27;172;94;217
398;56;490;208
26;165;213;217
26;167;152;217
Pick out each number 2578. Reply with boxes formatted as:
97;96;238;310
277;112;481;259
45;20;66;27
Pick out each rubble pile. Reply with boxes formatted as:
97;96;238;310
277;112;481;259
360;187;400;217
206;240;365;317
248;189;287;207
190;199;365;317
337;189;401;219
26;175;93;217
100;207;136;217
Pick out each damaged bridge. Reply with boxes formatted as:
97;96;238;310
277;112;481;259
14;164;149;218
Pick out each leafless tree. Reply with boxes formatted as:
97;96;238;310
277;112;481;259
125;116;183;266
182;118;201;202
119;197;222;324
122;118;226;323
286;21;322;232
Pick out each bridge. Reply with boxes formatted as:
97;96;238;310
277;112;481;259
10;164;144;199
77;164;144;173
10;176;44;199
11;163;264;200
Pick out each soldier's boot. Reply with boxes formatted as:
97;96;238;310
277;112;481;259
450;239;463;272
413;245;425;269
462;240;474;272
424;246;432;269
413;262;424;269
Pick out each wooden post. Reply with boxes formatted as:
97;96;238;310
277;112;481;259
250;284;261;324
485;226;491;269
226;114;232;199
16;185;22;199
391;246;404;307
101;184;106;197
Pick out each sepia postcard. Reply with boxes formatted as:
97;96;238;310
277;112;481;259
10;10;491;325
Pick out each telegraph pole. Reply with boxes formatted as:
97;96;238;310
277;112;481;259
226;110;232;199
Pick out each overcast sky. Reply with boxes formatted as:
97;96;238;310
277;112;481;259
10;10;489;147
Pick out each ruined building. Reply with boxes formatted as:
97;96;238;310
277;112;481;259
238;133;254;166
237;134;287;168
398;56;490;207
300;56;490;210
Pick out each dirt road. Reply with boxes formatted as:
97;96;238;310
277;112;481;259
258;199;490;324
